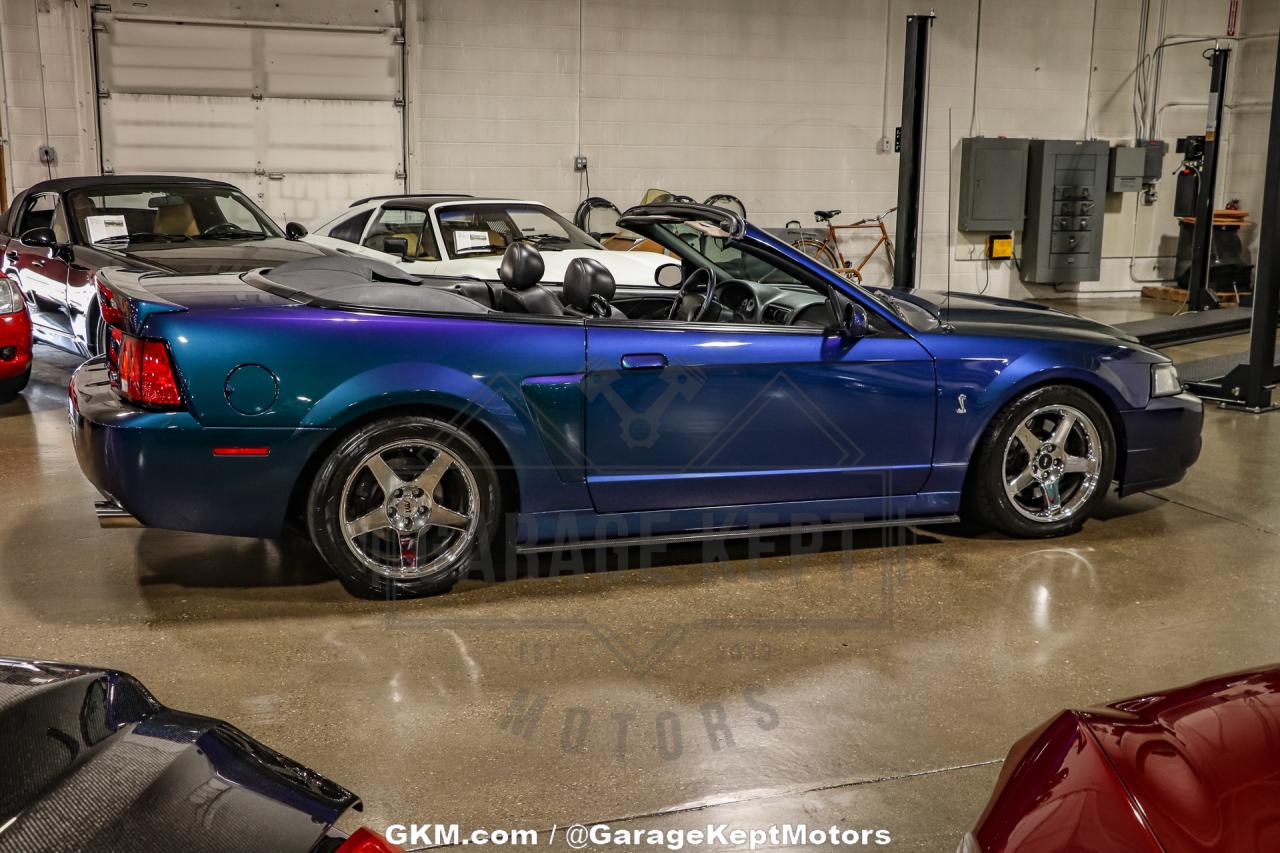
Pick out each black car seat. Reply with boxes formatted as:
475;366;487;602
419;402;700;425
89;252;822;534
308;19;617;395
496;242;566;316
562;257;623;318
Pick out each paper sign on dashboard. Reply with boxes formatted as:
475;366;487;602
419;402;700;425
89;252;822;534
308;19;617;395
85;215;129;243
454;230;492;253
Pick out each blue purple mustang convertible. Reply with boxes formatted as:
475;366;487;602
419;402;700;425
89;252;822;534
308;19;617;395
70;203;1202;598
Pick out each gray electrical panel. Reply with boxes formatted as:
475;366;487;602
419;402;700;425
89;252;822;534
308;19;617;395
1109;147;1147;192
958;137;1029;231
1020;139;1109;283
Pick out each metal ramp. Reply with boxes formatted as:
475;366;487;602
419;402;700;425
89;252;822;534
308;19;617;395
1117;307;1258;348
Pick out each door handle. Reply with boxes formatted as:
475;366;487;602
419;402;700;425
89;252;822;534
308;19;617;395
620;353;668;370
31;259;46;267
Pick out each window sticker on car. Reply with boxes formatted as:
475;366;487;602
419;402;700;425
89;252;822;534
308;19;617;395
85;215;129;243
454;230;492;252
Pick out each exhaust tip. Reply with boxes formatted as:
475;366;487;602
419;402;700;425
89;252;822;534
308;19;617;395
94;499;143;529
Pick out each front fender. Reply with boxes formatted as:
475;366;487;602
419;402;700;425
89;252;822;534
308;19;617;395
927;340;1155;490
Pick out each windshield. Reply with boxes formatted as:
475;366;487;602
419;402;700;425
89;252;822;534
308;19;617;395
66;184;282;245
634;217;939;332
436;203;602;257
641;220;808;287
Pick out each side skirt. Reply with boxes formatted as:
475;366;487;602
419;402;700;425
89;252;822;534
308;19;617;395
515;514;960;555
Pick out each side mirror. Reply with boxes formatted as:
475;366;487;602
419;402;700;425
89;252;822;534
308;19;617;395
285;221;308;240
20;227;57;249
834;300;870;343
382;236;410;259
655;263;683;288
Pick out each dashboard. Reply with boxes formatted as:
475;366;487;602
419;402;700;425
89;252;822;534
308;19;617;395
715;278;835;328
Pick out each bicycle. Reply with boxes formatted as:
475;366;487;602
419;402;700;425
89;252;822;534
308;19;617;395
787;206;897;283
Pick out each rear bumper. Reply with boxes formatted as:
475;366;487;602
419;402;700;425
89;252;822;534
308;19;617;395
70;358;332;538
1117;391;1203;496
0;310;32;380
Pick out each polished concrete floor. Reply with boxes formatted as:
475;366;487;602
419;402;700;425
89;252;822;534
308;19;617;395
2;298;1277;851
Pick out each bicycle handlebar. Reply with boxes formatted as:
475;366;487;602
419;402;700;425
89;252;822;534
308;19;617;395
831;206;899;227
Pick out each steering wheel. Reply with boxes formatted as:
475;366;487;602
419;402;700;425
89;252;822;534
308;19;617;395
667;267;719;321
200;222;243;237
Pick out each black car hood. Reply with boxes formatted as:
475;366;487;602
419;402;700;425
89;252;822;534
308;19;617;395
111;237;329;275
0;657;359;852
886;289;1139;345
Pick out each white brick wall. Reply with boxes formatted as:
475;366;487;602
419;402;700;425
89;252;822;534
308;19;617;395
0;0;1268;299
413;0;1254;298
1222;2;1278;266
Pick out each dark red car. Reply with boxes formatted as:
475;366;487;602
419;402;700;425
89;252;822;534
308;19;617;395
964;665;1280;851
0;273;32;399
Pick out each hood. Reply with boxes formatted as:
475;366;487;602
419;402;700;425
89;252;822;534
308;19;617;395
888;289;1139;345
409;248;673;287
114;237;330;275
1078;665;1280;852
0;657;359;852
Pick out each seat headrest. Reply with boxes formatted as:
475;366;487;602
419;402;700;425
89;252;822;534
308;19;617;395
562;257;616;311
499;242;544;291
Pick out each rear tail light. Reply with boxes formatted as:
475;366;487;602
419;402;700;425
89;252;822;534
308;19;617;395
112;332;183;408
335;828;404;852
106;327;123;375
96;277;124;327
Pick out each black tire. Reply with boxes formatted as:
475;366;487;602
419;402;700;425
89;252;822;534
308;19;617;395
964;385;1116;538
93;313;109;358
0;367;31;401
307;415;502;599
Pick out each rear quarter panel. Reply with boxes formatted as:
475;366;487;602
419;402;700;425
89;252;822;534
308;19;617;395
145;308;589;515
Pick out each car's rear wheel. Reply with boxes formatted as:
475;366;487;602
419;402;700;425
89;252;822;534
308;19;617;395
0;367;31;401
307;415;501;598
965;385;1115;538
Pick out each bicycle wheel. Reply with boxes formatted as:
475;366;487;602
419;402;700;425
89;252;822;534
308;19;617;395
792;238;841;272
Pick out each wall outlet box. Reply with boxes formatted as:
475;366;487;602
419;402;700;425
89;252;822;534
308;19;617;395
986;234;1013;260
573;155;588;172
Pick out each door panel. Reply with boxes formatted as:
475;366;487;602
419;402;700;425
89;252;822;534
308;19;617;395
583;324;937;513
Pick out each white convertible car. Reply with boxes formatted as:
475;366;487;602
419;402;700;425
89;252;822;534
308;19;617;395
306;195;676;286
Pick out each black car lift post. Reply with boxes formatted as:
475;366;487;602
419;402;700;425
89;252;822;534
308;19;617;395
893;12;935;292
1187;38;1280;412
1186;46;1231;313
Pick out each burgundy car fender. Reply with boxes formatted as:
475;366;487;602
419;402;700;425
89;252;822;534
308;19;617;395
970;710;1162;852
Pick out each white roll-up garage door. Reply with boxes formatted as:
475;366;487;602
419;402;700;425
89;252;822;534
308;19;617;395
93;11;406;225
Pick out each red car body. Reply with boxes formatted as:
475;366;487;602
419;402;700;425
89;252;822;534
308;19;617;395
0;286;32;393
967;666;1280;852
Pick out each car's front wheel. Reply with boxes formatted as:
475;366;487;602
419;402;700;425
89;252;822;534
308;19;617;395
965;385;1115;538
307;415;501;598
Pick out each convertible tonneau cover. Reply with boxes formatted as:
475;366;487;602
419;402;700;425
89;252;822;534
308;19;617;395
248;254;492;314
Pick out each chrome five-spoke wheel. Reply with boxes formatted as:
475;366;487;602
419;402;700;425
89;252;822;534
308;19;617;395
339;440;480;579
965;385;1115;539
1003;404;1102;523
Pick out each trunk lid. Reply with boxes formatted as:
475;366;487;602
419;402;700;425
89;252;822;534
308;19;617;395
97;269;291;336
